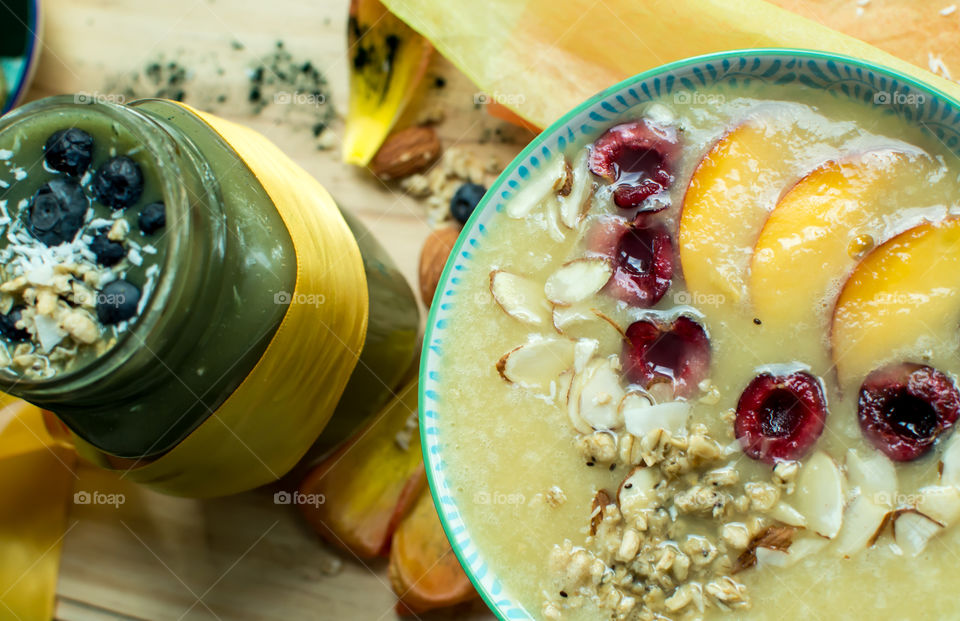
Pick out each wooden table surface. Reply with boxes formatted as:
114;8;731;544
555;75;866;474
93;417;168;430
25;0;528;618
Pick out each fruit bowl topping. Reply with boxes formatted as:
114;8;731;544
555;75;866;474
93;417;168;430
857;363;960;462
588;119;679;210
735;371;828;464
622;315;710;399
589;214;674;307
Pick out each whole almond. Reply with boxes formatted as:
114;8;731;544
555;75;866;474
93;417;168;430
370;126;442;181
418;226;460;307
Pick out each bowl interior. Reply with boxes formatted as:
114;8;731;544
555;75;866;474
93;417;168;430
418;48;960;620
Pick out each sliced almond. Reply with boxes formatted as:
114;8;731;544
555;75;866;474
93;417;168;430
617;465;659;513
940;431;960;487
553;303;595;332
578;357;625;430
590;489;612;535
553;305;624;341
544;258;613;306
833;494;889;558
769;501;807;528
497;338;576;393
754;547;791;569
845;449;898;506
894;510;943;556
916;485;960;527
543;197;567;243
786;536;828;562
794;451;844;539
506;155;568;219
559;150;595;228
622;397;689;438
490;270;552;328
573;338;598;374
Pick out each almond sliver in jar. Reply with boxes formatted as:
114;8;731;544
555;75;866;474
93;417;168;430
0;97;418;497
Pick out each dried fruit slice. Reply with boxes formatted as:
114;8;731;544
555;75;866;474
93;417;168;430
734;371;827;464
622;396;689;438
343;0;433;166
490;269;552;328
577;357;626;430
622;316;710;399
544;258;613;305
833;494;888;557
559;149;595;228
497;337;576;393
793;451;844;538
845;449;898;505
588;120;680;209
388;488;477;615
894;510;943;557
506;154;569;219
916;486;960;527
298;381;424;558
857;363;960;462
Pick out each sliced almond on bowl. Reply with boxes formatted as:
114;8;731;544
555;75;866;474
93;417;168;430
497;337;576;393
794;451;844;538
577;357;625;430
894;510;943;557
832;494;889;557
544;258;613;306
769;501;807;528
845;449;898;505
559;150;595;229
506;155;569;219
621;397;689;438
490;269;552;328
916;485;960;527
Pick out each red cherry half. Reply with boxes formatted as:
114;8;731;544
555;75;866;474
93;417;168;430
588;119;680;210
735;371;828;464
858;363;960;462
622;315;710;399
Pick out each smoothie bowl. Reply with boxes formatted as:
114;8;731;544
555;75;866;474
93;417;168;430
421;49;960;620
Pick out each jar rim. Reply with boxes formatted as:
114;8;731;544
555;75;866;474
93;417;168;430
0;95;191;388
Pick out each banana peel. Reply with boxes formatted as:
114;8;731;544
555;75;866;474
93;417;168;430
380;0;960;130
343;0;432;167
389;487;477;615
297;380;425;558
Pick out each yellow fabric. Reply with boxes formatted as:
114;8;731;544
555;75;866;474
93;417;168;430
75;104;370;497
380;0;960;129
0;398;75;621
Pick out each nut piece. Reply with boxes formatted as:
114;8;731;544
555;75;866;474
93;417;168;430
370;126;442;180
418;226;460;306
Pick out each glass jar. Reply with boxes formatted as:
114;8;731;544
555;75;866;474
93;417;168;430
0;96;419;470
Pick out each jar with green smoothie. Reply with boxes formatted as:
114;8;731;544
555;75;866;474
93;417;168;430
0;96;419;496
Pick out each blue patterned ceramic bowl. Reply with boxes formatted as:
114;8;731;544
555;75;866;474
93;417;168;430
418;48;960;620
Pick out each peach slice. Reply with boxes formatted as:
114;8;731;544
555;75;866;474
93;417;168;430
831;219;960;387
679;114;809;306
750;149;929;329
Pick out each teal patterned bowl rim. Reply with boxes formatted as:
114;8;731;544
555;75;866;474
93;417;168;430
418;48;960;620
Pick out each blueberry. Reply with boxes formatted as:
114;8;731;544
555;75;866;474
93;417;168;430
138;201;165;235
449;182;486;224
89;233;126;266
92;156;144;209
96;280;141;325
0;306;30;342
28;178;89;246
44;128;94;176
